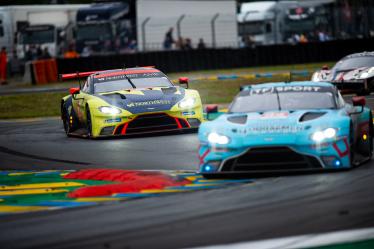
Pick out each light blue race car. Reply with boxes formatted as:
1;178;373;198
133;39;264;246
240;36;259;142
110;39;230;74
198;82;373;176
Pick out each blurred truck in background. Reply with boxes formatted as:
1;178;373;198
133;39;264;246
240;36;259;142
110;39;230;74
0;4;88;60
75;1;135;54
238;0;335;45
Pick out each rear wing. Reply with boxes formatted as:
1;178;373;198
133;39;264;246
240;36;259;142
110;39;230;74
59;71;103;81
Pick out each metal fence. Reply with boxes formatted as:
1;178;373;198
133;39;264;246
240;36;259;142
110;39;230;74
57;37;374;75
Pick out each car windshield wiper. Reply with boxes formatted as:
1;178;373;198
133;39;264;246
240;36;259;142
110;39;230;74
274;87;281;111
122;73;136;89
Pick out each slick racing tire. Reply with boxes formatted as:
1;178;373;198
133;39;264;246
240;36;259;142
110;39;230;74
86;106;93;138
62;106;79;136
367;114;373;159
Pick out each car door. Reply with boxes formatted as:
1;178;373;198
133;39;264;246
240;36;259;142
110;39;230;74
72;78;91;123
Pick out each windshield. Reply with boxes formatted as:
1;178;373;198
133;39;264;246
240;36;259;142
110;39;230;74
94;79;133;93
20;29;54;44
93;72;173;93
230;87;335;113
130;77;172;88
77;23;112;41
239;21;264;36
332;56;374;72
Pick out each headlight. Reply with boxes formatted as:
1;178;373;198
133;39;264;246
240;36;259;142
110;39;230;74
311;128;337;142
312;72;321;82
99;106;122;115
359;67;374;79
208;132;230;145
179;98;196;109
359;72;369;79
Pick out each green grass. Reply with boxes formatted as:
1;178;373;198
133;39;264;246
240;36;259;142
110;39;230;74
0;61;326;119
0;92;67;119
193;75;310;104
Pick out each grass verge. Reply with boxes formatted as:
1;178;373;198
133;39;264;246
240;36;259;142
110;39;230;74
0;92;66;119
0;75;309;119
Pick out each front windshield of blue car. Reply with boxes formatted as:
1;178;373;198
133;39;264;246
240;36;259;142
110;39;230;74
230;87;336;113
332;56;374;72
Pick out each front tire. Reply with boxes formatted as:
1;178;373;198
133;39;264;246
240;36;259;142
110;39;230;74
86;106;93;138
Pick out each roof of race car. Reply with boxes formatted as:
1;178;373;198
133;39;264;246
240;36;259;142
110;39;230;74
246;81;334;89
92;67;161;79
344;51;374;59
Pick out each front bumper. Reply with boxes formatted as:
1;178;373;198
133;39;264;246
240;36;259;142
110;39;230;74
91;109;203;137
198;137;351;173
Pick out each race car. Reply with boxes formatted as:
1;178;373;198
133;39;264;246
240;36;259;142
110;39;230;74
198;81;373;175
311;51;374;95
60;67;203;138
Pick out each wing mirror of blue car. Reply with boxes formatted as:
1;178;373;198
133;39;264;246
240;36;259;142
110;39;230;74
179;77;189;89
206;104;218;121
350;96;366;114
69;87;80;99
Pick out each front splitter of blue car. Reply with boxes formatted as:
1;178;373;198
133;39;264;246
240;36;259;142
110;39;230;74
198;110;356;174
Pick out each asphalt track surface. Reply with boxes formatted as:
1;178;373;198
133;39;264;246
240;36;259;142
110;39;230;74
2;96;374;249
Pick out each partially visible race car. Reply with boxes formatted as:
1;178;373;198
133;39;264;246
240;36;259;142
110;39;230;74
198;81;373;175
60;67;203;138
312;51;374;95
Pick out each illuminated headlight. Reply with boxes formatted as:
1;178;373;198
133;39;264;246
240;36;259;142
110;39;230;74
312;72;321;82
359;72;369;79
208;132;230;145
99;106;122;115
179;98;196;109
359;67;374;79
311;128;337;142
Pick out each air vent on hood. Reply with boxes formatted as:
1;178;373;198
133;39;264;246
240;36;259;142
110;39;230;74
299;112;326;122
227;115;247;124
161;87;177;94
101;93;126;99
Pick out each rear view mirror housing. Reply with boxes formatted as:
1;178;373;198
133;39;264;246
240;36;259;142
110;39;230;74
350;96;366;115
69;87;80;97
205;105;218;120
179;77;189;89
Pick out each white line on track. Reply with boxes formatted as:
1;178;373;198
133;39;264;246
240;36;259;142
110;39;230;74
189;227;374;249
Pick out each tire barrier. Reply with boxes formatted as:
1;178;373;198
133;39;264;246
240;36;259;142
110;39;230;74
0;169;252;215
57;38;374;74
30;59;58;85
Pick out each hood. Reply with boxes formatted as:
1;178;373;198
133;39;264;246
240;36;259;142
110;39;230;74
200;110;348;147
96;87;185;114
313;66;374;82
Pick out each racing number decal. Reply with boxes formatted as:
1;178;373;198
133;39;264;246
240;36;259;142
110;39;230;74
333;138;350;157
198;146;211;165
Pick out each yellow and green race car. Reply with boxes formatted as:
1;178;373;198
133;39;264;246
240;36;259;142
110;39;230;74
60;67;203;138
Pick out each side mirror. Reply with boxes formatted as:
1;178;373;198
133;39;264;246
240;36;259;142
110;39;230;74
179;77;189;89
205;104;218;120
352;96;366;106
70;87;80;96
350;96;365;115
322;65;329;70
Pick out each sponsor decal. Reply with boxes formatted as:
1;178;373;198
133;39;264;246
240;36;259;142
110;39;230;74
126;100;171;108
182;111;195;116
105;118;122;123
95;72;165;83
260;112;288;119
249;86;322;95
245;125;304;134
